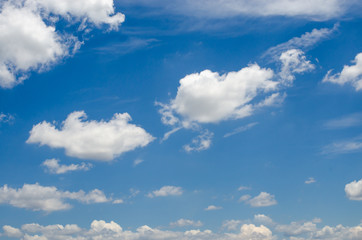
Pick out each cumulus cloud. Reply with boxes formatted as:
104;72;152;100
345;179;362;201
183;130;213;152
42;158;92;174
0;0;124;88
27;111;154;161
170;219;203;228
0;183;110;212
240;192;277;207
2;219;362;240
323;52;362;91
204;205;222;211
147;186;183;198
2;225;23;238
158;64;277;125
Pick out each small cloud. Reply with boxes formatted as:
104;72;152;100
42;159;92;174
224;122;258;138
133;159;144;167
147;186;183;198
305;177;316;184
238;186;251;191
324;113;362;129
0;113;14;124
322;138;362;155
345;179;362;201
240;192;277;207
184;130;213;152
222;220;242;231
170;219;203;228
112;199;124;204
204;205;222;211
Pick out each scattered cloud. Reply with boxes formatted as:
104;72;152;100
224;122;258;138
42;159;92;174
170;219;203;228
279;49;315;85
27;111;155;161
254;214;274;225
305;177;316;184
133;159;144;167
2;219;362;240
94;38;158;55
0;183;110;212
184;130;213;152
324;113;362;129
0;113;14;124
0;0;124;88
240;192;277;207
263;24;338;61
147;186;183;198
345;179;362;201
112;199;124;204
204;205;222;211
322;138;362;155
323;52;362;91
238;186;251;191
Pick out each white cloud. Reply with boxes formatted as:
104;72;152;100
222;220;243;231
133;159;144;166
158;64;277;125
305;177;316;184
240;192;277;207
279;49;315;84
121;0;352;20
0;0;124;88
264;25;338;60
204;205;222;211
147;186;183;198
2;220;362;240
224;122;258;138
112;199;124;204
27;111;154;161
254;214;274;225
322;139;362;155
323;52;362;91
238;186;251;191
184;130;213;152
2;225;23;238
345;179;362;201
170;219;203;228
0;183;110;212
42;158;92;174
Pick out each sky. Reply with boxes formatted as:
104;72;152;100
0;0;362;239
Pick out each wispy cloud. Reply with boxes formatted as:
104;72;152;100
224;122;258;138
305;177;316;184
94;38;159;55
324;113;362;129
322;138;362;155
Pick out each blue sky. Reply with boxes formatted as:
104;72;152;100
0;1;362;239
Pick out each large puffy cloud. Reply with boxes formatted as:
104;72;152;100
323;52;362;91
345;179;362;201
0;0;124;88
147;186;183;198
158;64;277;126
27;111;154;161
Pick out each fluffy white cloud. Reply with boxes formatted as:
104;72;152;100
42;158;92;174
323;53;362;91
159;64;277;125
345;179;362;201
0;0;124;88
279;49;315;84
27;111;154;161
0;183;110;212
147;186;183;198
240;192;277;207
204;205;222;211
276;221;317;236
2;225;23;238
170;219;203;228
227;224;273;240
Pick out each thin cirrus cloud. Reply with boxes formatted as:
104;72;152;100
42;159;92;174
345;179;362;201
119;0;354;20
323;52;362;91
27;111;155;161
0;0;124;88
239;192;277;207
0;183;110;212
324;112;362;129
147;186;183;198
